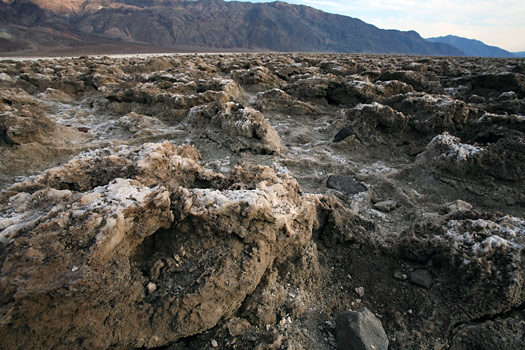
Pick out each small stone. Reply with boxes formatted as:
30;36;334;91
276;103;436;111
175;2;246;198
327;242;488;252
211;339;218;348
409;269;433;289
333;127;355;142
408;144;425;156
146;282;157;294
336;307;389;350
327;175;367;195
394;271;407;280
374;200;397;212
355;287;365;297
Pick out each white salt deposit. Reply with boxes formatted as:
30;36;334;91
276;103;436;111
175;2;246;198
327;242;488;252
444;216;524;259
428;132;484;164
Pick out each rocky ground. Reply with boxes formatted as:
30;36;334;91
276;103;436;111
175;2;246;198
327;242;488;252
0;53;524;350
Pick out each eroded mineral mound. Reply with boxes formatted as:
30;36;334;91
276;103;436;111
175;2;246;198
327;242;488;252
1;53;524;350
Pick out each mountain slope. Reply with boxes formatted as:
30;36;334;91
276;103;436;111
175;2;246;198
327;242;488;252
1;0;464;56
427;35;515;58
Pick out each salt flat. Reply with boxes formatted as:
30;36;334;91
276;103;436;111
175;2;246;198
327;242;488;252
1;53;524;350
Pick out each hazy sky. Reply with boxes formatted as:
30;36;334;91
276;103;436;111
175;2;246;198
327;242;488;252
230;0;525;52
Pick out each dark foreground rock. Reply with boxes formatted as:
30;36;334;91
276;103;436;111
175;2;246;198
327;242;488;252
336;308;389;350
327;175;367;195
409;269;433;289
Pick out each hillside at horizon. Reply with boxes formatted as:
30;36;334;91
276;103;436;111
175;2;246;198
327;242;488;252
0;0;464;56
427;35;517;58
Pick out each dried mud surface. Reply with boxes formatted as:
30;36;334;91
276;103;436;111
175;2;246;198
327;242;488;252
1;53;524;350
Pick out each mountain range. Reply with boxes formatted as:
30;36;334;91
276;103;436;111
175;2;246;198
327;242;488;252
0;0;464;56
426;35;517;58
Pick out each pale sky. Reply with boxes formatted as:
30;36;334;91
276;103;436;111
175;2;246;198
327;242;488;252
229;0;525;52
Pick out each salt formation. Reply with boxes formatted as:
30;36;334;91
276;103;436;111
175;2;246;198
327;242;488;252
1;53;523;349
0;142;320;349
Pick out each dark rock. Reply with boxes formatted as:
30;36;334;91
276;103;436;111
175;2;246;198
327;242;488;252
408;144;426;156
409;269;433;289
336;307;389;350
327;175;367;195
333;127;355;142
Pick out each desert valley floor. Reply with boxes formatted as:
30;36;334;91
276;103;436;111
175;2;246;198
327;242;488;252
0;53;524;349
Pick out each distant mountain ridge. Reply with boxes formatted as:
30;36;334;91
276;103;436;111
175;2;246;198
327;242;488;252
427;35;515;58
0;0;464;55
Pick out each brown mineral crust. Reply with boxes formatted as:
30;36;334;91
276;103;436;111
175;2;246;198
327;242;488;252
187;102;282;155
255;88;320;115
231;66;283;92
0;142;321;349
345;102;409;141
395;211;525;320
0;88;90;187
4;142;224;195
383;92;473;134
0;178;174;349
1;89;60;145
